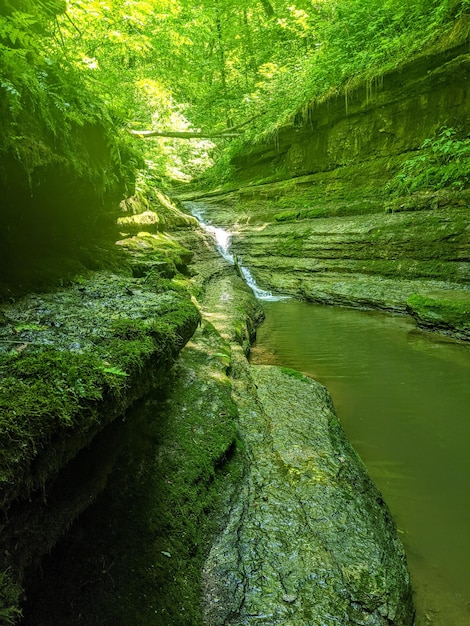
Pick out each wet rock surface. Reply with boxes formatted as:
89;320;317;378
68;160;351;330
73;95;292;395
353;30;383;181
190;196;469;340
203;364;413;626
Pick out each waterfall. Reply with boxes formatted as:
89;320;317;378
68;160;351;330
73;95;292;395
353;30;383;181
238;265;284;301
186;203;288;302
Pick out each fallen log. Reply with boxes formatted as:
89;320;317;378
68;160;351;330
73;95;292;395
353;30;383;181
129;129;240;139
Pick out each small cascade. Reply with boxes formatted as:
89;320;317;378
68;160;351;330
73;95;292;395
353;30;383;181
209;225;235;265
239;265;284;301
186;202;288;302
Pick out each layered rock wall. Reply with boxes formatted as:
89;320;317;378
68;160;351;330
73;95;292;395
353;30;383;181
189;42;470;339
231;43;470;182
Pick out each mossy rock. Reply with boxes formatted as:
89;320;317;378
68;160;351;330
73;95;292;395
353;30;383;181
117;210;161;233
116;231;194;277
203;364;414;625
406;293;470;338
0;272;200;617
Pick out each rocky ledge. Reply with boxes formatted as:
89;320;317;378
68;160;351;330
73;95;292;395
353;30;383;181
0;270;200;620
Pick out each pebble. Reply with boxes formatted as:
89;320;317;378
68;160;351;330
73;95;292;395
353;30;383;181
282;594;297;604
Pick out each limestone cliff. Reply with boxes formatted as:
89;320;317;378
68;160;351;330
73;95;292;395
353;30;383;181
231;42;470;183
186;42;470;339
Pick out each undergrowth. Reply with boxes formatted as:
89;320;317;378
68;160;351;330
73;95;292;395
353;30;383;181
247;1;470;143
386;126;470;195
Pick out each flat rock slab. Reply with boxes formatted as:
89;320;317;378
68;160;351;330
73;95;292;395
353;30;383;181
203;364;414;626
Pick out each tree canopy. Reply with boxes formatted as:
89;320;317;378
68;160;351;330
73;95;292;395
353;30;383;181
1;0;469;187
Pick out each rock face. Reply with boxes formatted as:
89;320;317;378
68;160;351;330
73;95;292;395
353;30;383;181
186;195;469;339
203;364;413;626
182;44;470;340
231;43;470;182
231;206;469;338
0;122;131;301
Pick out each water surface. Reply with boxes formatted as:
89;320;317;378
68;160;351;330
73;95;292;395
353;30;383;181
250;301;470;625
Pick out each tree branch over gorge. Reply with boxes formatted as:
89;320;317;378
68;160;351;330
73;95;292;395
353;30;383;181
129;113;266;140
129;129;240;139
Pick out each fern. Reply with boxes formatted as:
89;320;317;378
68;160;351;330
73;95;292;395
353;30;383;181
386;127;470;195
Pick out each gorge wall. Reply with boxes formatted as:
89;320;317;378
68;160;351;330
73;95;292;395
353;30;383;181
191;41;470;340
231;41;470;183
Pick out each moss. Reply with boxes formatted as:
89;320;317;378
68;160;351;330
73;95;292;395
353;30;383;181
406;293;470;335
0;303;198;498
116;232;194;278
277;230;311;257
21;322;243;626
275;207;328;222
279;366;310;382
118;190;197;232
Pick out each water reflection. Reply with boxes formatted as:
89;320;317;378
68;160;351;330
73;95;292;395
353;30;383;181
250;301;470;626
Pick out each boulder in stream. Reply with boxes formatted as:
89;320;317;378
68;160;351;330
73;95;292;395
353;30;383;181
203;362;414;626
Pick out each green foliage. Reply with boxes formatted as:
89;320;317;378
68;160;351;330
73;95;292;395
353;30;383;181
0;0;147;211
240;0;470;141
100;365;129;377
2;0;469;244
0;570;22;625
0;0;144;292
386;127;470;195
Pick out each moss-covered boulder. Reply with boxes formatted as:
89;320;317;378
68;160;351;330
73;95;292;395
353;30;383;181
19;320;242;626
118;190;198;234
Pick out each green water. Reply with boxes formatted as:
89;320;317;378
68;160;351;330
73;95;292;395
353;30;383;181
250;301;470;626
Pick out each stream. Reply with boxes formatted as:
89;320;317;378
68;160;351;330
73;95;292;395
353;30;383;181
189;203;285;301
190;204;470;626
250;301;470;626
